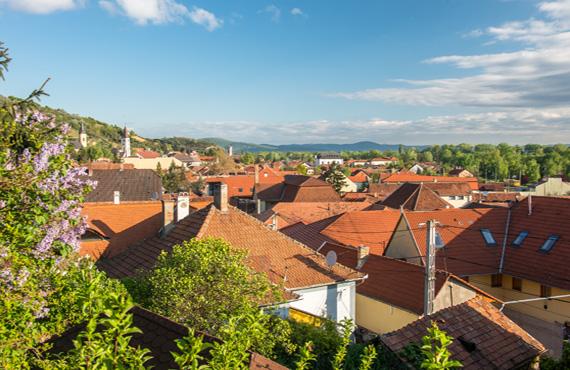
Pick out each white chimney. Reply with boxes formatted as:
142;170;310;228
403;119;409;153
113;191;120;204
528;194;532;216
176;193;190;222
213;183;228;213
356;245;369;269
270;213;278;230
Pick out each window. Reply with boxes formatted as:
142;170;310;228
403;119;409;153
512;231;529;247
457;195;465;200
491;274;503;287
540;285;552;298
434;230;445;249
480;229;497;246
449;196;456;200
238;188;243;193
540;235;559;253
512;277;522;291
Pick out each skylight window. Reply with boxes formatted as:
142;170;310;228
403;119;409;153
540;235;559;253
435;230;445;249
512;231;529;247
480;229;497;246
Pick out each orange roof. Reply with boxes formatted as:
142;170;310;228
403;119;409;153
206;176;256;198
382;172;479;190
81;201;163;260
401;208;508;275
503;196;570;290
256;175;341;203
320;210;401;255
255;202;370;229
348;171;370;183
98;205;365;289
135;149;161;159
382;183;452;211
382;296;545;369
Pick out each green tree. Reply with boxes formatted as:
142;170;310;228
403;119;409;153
420;322;462;369
162;161;190;193
322;163;348;193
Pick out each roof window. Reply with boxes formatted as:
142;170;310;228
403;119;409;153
512;231;529;247
480;229;497;246
540;235;559;253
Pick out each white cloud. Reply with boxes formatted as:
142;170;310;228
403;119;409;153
188;6;222;31
333;0;570;109
1;0;82;14
259;4;281;22
291;7;305;17
98;0;222;29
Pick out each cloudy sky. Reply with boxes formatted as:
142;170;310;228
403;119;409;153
1;0;570;145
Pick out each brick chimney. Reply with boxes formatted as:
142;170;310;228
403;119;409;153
356;245;369;269
213;182;228;213
176;192;190;222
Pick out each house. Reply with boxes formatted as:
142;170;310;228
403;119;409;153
382;296;545;370
98;184;366;324
254;201;370;229
346;159;368;167
134;148;161;159
315;152;344;166
80;169;164;259
123;156;184;170
172;151;202;168
381;172;479;191
527;177;570;196
369;157;398;167
48;306;287;370
424;182;473;208
254;175;341;212
348;170;370;192
379;183;452;211
383;200;570;357
317;244;498;336
448;168;474;177
408;163;424;174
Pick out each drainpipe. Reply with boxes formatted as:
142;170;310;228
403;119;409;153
498;208;511;273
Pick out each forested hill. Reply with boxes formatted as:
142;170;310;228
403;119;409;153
0;96;216;155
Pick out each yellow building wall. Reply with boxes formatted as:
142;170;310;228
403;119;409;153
469;274;570;324
433;280;477;313
385;218;423;265
355;294;419;334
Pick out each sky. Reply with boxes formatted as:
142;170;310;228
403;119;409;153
1;0;570;145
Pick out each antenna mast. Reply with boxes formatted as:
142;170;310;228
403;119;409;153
424;219;437;316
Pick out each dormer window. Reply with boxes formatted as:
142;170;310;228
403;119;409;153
540;235;559;253
480;229;497;246
512;231;529;247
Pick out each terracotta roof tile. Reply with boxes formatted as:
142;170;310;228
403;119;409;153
255;202;370;229
256;175;341;203
382;183;452;211
81;202;163;259
382;296;545;370
383;173;479;191
48;306;287;370
98;205;365;290
280;215;343;250
367;183;401;200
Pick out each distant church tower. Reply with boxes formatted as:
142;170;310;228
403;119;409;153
121;125;131;158
79;122;88;148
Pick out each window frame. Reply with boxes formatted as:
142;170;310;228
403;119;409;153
480;229;497;247
512;231;529;247
540;235;559;253
491;274;503;287
540;285;552;298
512;277;522;292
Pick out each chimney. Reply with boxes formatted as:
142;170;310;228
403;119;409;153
213;182;228;213
270;213;278;231
88;166;93;177
254;164;260;185
528;194;532;216
356;245;369;269
113;191;120;204
161;196;176;238
176;192;190;222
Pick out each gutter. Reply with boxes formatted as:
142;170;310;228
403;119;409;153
498;207;511;273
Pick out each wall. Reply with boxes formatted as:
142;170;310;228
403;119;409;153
440;195;472;208
384;217;423;265
123;157;183;170
315;158;344;166
290;282;356;323
432;279;477;312
355;294;419;334
531;178;570;196
469;274;570;357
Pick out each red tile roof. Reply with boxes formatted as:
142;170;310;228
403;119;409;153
48;306;287;370
348;171;370;183
98;205;365;290
366;183;401;200
256;175;341;203
135;148;161;159
280;215;343;250
382;173;479;191
255;202;370;229
382;183;452;211
401;208;509;275
382;296;545;370
81;201;163;259
319;210;401;255
502;196;570;290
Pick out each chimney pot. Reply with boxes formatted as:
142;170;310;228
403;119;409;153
213;183;228;213
176;192;191;222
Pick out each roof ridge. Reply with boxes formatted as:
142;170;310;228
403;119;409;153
228;205;366;281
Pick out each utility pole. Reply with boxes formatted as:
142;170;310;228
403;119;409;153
424;219;437;317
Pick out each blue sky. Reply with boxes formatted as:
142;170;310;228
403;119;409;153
1;0;570;145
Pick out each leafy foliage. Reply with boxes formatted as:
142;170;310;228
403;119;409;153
401;322;462;370
162;161;190;193
322;163;349;193
540;340;570;370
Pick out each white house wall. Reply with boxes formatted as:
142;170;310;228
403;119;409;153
290;282;356;323
440;195;471;208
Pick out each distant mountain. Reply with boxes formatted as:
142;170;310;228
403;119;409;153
204;138;425;153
